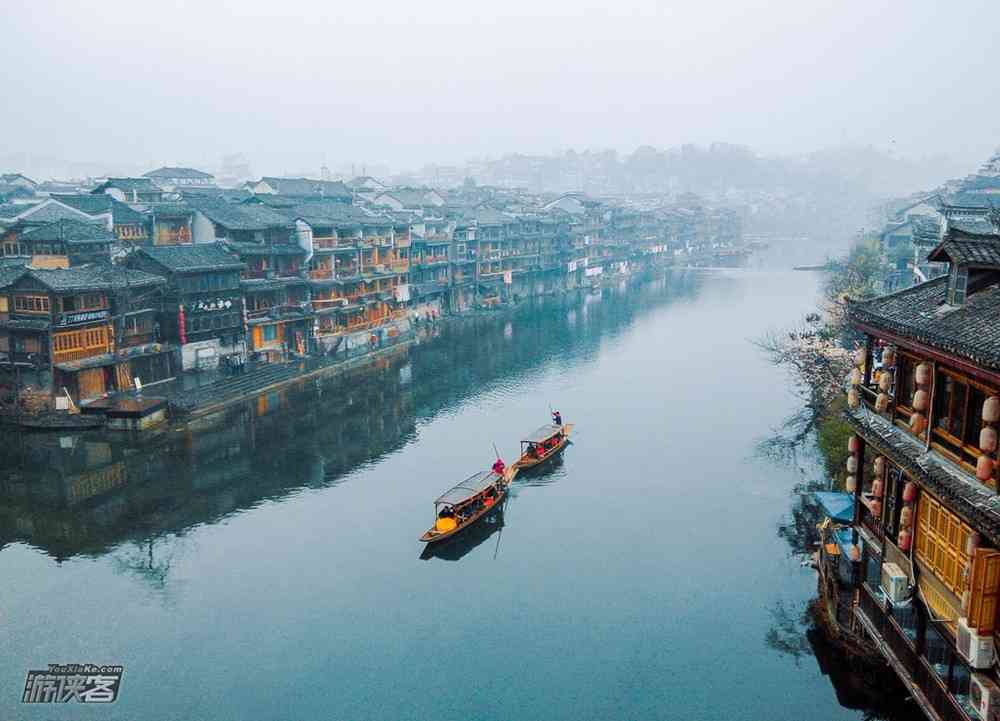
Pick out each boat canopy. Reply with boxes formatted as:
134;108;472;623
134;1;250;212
522;424;562;444
435;470;500;506
812;491;855;525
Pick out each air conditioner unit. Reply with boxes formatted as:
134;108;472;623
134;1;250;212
971;673;1000;721
880;562;909;603
959;617;996;669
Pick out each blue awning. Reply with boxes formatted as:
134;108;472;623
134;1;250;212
812;491;855;524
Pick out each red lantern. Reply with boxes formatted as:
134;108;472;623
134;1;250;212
898;529;912;551
178;305;187;345
903;482;917;503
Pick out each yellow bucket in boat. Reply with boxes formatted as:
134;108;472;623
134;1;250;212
436;517;457;532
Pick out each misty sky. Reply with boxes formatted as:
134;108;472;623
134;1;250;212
3;0;999;175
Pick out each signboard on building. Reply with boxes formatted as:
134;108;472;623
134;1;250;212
394;284;411;302
191;298;234;313
567;260;578;273
503;270;513;285
56;309;110;328
585;266;603;277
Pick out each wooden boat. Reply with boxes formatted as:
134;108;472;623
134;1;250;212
513;423;573;469
419;466;518;543
420;501;506;561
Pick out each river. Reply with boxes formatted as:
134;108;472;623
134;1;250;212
0;268;877;721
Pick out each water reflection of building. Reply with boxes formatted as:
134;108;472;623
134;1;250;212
0;359;415;559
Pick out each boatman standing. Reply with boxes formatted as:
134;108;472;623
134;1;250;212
492;457;506;477
552;410;562;426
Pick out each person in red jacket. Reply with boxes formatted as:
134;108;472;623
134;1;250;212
492;457;506;477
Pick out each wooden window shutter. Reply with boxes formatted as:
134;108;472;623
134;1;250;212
968;550;1000;633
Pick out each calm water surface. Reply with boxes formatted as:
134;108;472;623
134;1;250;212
1;269;865;721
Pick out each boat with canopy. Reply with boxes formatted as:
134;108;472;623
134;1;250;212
513;422;573;469
419;466;518;543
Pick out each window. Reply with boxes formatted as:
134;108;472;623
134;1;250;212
884;465;906;541
915;493;972;596
263;325;278;342
52;326;111;357
896;354;916;409
14;295;50;313
931;368;993;476
949;265;969;306
890;600;918;645
924;623;951;680
934;373;967;439
864;550;881;591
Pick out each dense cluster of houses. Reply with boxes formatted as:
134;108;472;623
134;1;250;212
0;167;742;406
816;183;1000;721
874;152;1000;291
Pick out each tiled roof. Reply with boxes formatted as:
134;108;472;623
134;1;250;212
258;177;352;199
911;214;943;244
0;263;27;287
21;264;166;292
261;199;389;229
0;203;33;220
943;191;1000;209
110;199;148;225
847;407;1000;546
148;202;193;218
224;241;305;257
848;276;1000;370
93;177;160;193
20;219;114;244
949;218;997;236
136;243;244;273
377;189;436;208
49;194;113;215
143;166;214;180
21;203;96;226
929;238;1000;266
240;277;308;291
186;196;293;230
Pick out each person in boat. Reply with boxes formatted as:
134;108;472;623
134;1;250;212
438;506;455;519
552;410;562;426
492;457;506;476
530;443;542;459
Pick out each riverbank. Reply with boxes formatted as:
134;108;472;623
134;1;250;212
69;262;676;426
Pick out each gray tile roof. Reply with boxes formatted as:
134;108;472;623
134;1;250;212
0;263;27;287
259;177;352;199
0;203;32;220
17;202;91;225
943;191;1000;209
93;177;160;193
49;194;113;216
136;243;244;273
928;238;1000;266
847;407;1000;546
20;219;113;245
187;196;293;230
143;166;214;180
20;264;166;292
224;240;305;257
110;199;148;225
848;276;1000;370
